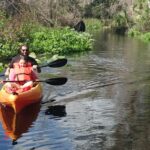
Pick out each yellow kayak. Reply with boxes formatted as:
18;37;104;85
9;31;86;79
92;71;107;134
0;83;43;113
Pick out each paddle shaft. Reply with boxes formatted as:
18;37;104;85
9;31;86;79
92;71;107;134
1;77;67;86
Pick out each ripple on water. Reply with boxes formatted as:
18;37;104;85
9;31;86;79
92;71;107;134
55;97;118;149
11;116;74;150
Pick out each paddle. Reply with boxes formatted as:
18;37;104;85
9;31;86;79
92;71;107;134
0;58;67;77
40;58;67;68
1;77;68;86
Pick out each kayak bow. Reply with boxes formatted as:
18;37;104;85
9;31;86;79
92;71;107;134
0;83;43;113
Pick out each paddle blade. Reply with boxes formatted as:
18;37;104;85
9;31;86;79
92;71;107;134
45;77;67;85
40;59;67;68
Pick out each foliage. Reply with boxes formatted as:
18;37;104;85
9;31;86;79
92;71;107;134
84;5;93;18
0;13;94;71
0;11;7;29
0;21;33;61
128;27;150;42
84;18;102;32
0;13;94;61
84;0;116;19
127;0;150;42
128;27;141;37
92;5;104;19
140;33;150;42
0;63;3;72
30;27;94;55
132;0;150;32
112;11;128;27
0;4;94;67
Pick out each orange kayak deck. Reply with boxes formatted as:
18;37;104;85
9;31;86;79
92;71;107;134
0;83;43;113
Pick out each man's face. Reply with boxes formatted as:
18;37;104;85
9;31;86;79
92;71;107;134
20;46;29;56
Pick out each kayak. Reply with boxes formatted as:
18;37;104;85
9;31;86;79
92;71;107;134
0;102;40;140
0;83;43;113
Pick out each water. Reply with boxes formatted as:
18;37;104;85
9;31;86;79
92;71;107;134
0;30;150;150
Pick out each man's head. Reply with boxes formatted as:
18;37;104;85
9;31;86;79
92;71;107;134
20;45;29;56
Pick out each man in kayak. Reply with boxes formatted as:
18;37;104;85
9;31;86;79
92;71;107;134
4;58;38;94
5;44;41;76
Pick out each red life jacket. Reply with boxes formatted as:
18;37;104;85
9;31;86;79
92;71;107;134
14;67;33;85
13;62;32;68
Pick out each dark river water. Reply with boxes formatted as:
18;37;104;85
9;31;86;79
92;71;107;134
0;30;150;150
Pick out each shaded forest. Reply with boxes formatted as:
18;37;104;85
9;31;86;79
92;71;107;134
0;0;150;32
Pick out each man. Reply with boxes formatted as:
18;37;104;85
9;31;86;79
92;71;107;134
5;45;41;76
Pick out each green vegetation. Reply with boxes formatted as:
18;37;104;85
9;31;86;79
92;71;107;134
30;27;93;55
127;0;150;42
140;33;150;42
112;11;128;28
0;63;3;72
0;9;94;71
128;28;150;42
83;0;150;42
84;18;102;32
0;11;93;62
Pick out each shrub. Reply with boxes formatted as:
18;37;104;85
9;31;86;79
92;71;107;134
30;27;94;55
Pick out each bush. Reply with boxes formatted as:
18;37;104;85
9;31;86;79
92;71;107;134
84;18;102;32
112;11;128;27
30;27;94;55
128;27;141;37
128;27;150;42
140;32;150;42
0;22;94;61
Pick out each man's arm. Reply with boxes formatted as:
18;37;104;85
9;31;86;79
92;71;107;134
29;57;41;73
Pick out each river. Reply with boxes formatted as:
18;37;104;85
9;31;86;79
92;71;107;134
0;30;150;150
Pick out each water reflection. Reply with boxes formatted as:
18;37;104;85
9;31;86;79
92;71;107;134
0;102;40;144
110;83;150;150
45;105;66;117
